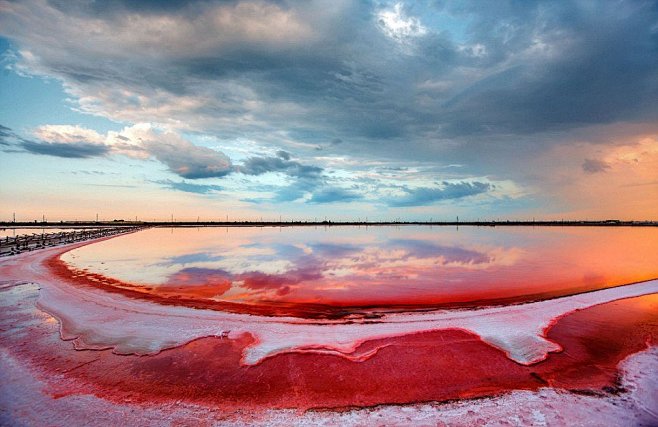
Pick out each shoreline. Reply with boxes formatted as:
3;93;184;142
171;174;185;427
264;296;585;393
0;226;145;257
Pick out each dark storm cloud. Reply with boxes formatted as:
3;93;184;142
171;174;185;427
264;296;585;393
20;140;109;158
387;181;491;207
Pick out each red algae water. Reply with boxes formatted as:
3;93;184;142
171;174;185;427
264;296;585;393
59;226;658;316
1;226;658;423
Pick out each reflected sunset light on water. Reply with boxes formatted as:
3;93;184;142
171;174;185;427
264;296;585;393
60;226;658;316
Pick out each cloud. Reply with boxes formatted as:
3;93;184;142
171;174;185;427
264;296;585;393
143;133;232;179
276;150;291;160
157;179;223;194
376;2;427;48
9;122;333;198
582;158;610;174
239;151;323;178
3;0;656;164
9;122;233;178
163;267;233;297
19;140;109;159
0;123;24;147
271;176;323;203
14;124;109;158
308;242;359;257
85;183;137;188
238;267;322;293
389;239;491;264
20;140;110;158
0;124;14;145
165;252;225;265
438;2;658;138
34;124;104;144
65;0;315;50
387;181;491;207
308;187;362;204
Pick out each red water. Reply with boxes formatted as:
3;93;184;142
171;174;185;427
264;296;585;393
56;226;658;318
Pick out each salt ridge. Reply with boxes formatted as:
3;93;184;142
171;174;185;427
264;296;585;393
38;274;658;365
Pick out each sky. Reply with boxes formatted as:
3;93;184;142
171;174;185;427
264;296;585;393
0;0;657;222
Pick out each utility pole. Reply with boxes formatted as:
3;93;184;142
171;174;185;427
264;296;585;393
13;212;15;223
96;213;99;222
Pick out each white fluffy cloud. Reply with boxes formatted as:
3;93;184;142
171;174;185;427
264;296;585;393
30;123;233;178
34;124;105;145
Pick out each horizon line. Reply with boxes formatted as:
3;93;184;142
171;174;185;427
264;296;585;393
2;219;658;228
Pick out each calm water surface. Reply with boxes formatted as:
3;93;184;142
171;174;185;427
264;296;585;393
61;226;658;315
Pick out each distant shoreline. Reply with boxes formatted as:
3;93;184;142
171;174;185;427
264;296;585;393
1;220;657;228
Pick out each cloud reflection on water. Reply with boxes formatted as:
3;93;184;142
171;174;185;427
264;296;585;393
61;226;658;310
